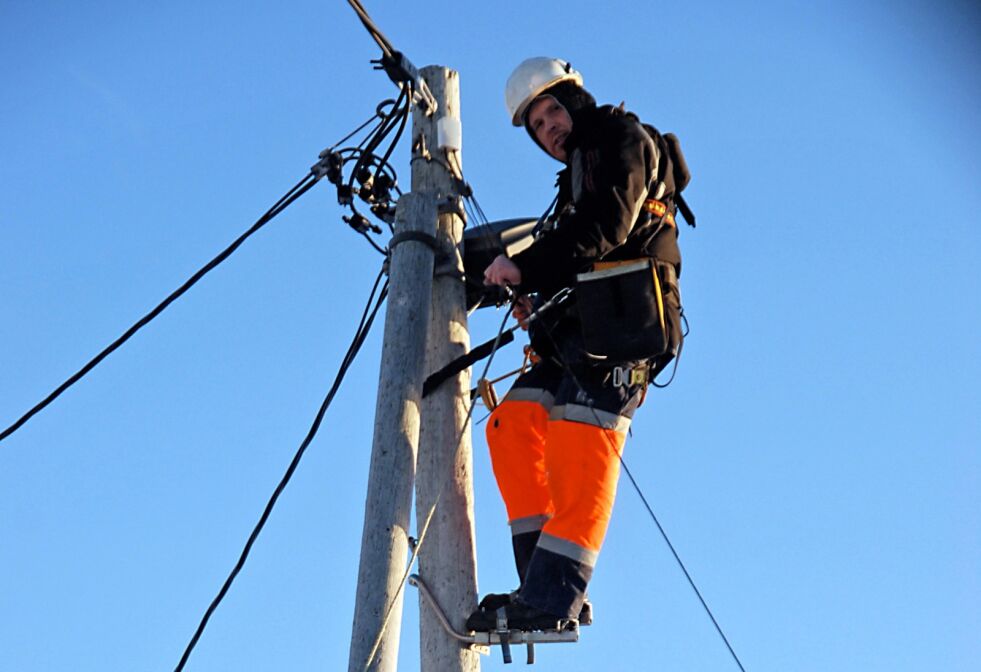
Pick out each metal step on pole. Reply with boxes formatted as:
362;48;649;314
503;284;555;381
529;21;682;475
409;575;580;665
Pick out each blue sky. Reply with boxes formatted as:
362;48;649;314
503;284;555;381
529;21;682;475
1;1;978;670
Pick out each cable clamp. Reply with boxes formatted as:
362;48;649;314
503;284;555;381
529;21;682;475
437;194;465;219
388;230;439;253
373;51;437;116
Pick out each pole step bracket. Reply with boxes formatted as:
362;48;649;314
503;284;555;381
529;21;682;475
408;574;579;665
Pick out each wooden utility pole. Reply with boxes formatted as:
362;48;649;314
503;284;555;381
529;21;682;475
348;192;438;672
412;66;481;672
348;65;479;672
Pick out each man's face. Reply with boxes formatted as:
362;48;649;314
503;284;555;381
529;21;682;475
527;95;573;162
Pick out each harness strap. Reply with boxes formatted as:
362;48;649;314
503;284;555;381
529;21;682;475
423;330;516;398
643;198;676;228
610;363;650;388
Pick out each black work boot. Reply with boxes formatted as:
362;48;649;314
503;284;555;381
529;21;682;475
477;590;517;612
474;591;593;626
465;599;573;633
512;529;540;581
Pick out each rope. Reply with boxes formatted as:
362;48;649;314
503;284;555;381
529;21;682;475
174;264;389;672
532;316;748;672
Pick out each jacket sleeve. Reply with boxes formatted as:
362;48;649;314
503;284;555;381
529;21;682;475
512;115;658;293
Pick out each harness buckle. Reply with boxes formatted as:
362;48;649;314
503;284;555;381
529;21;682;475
611;364;650;389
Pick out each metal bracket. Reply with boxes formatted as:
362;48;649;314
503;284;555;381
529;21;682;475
437;193;465;219
408;574;579;665
373;51;437;116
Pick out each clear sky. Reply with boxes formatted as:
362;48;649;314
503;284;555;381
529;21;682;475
1;1;978;671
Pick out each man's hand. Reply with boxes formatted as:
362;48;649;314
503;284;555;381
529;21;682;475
483;254;522;288
512;295;533;330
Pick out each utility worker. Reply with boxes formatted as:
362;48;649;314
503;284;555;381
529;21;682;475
467;57;685;632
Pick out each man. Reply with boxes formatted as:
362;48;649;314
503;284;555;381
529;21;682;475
467;57;685;632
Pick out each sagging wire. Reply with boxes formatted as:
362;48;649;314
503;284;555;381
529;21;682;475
174;264;390;672
0;88;417;446
0;172;318;445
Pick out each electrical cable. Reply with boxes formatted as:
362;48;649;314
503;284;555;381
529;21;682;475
0;172;319;445
447;152;489;227
350;88;408;187
346;0;395;57
174;264;389;672
360;229;388;255
329;104;391;152
375;95;410;176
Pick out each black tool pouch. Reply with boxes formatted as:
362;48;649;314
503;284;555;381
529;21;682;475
575;259;669;363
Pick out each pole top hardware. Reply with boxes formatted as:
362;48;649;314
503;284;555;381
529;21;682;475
373;51;438;116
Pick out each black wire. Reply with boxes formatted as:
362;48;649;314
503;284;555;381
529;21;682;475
447;153;489;227
652;309;690;389
364;91;408;164
330;105;388;152
348;88;407;193
361;230;388;255
174;265;389;672
346;0;395;57
532;314;747;672
0;173;319;445
465;190;489;226
375;95;410;174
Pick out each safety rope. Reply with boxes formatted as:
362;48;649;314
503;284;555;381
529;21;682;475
531;315;748;672
174;264;389;672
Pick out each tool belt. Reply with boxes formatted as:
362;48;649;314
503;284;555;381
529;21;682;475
575;258;670;364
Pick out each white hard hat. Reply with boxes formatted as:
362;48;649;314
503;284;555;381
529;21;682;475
505;57;583;127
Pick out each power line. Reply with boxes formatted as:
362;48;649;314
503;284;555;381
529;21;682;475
346;0;395;57
174;264;389;672
0;173;319;445
1;91;416;446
